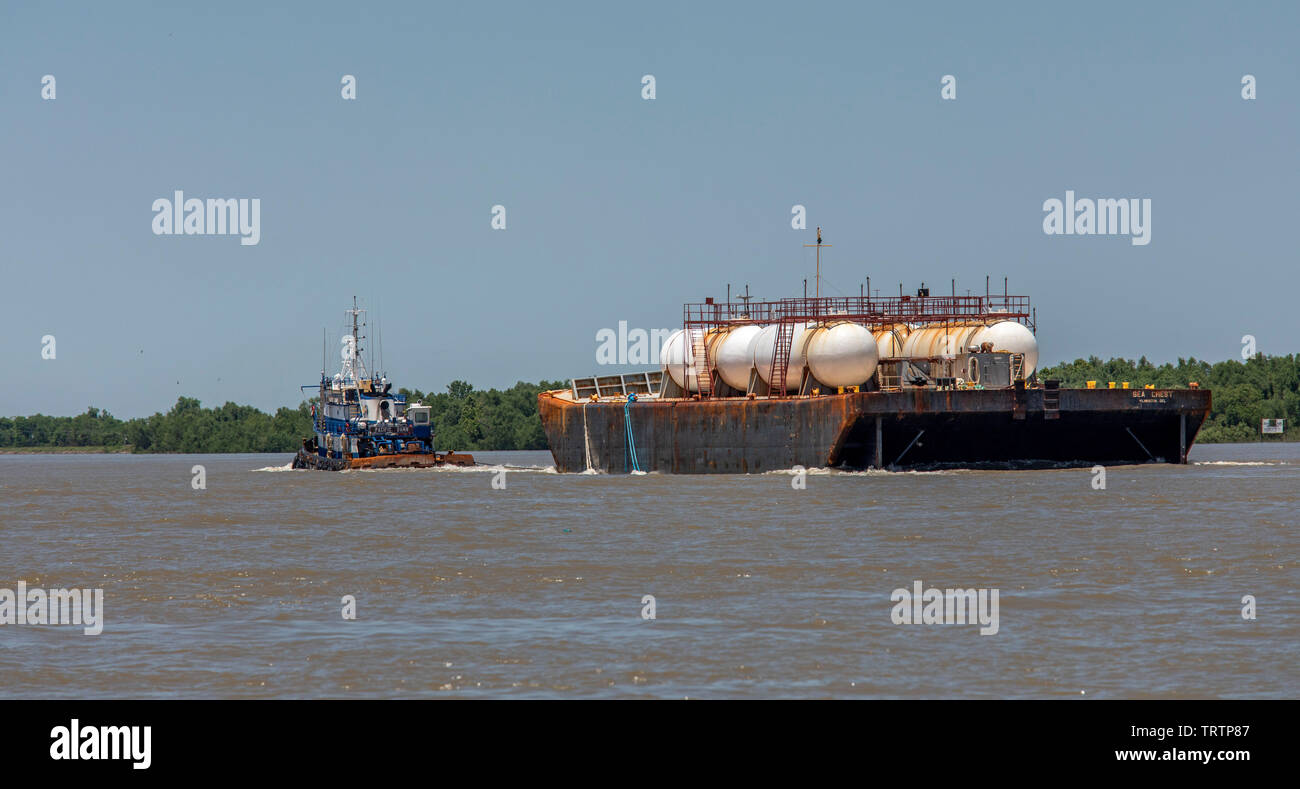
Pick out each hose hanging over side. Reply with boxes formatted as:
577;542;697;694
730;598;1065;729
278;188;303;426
623;394;641;473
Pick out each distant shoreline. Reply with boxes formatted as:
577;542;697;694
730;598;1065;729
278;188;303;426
0;446;134;454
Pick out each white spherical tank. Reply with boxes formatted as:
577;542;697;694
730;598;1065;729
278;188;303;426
660;328;700;392
974;321;1039;376
752;322;812;393
901;324;986;360
872;323;911;359
710;324;764;391
807;322;879;388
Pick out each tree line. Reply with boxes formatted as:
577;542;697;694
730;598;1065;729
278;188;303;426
0;380;565;453
2;356;1297;452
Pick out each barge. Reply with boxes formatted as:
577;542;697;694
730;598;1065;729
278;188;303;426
539;233;1210;473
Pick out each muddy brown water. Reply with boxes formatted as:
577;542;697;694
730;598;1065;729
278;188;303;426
1;443;1295;698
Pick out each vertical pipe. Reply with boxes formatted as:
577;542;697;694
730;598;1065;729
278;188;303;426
874;416;883;469
1180;413;1187;463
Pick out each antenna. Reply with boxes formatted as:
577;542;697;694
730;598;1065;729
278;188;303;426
737;284;753;317
803;227;832;300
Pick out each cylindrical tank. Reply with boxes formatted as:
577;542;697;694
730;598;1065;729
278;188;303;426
901;323;986;360
973;320;1039;376
872;323;912;359
752;322;813;392
708;324;764;391
660;328;700;392
806;321;879;388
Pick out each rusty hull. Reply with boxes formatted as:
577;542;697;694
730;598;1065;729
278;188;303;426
538;388;1212;473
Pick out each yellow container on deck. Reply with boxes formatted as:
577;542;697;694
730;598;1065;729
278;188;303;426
1086;380;1097;389
1108;381;1116;389
1122;382;1130;389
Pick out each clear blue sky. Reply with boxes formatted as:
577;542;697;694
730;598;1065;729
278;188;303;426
3;1;1296;417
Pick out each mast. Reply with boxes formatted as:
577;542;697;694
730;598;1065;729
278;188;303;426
352;295;361;375
343;296;368;383
320;327;327;432
803;227;832;301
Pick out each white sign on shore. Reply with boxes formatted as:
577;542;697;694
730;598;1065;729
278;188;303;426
1261;419;1285;434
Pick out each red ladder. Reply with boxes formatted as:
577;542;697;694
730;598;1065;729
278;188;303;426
768;319;795;398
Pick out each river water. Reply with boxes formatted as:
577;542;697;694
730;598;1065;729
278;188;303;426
1;443;1295;698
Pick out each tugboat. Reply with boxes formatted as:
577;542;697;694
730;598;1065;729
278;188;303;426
292;299;475;470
